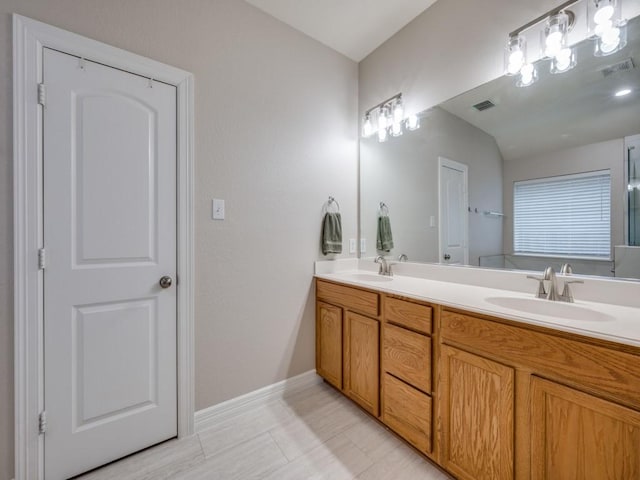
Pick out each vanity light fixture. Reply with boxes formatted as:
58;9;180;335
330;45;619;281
361;93;420;141
504;0;627;86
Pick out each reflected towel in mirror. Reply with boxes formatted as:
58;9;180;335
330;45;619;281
377;215;394;252
322;212;342;255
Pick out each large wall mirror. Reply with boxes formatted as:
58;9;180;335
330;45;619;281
360;13;640;279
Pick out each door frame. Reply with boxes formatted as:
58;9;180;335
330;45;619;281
13;15;195;480
437;156;469;265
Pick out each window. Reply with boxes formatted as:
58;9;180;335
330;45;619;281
513;170;611;258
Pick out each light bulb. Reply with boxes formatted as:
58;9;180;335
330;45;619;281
362;114;374;138
391;121;403;137
545;31;563;57
595;20;612;36
406;114;420;131
594;4;615;24
601;26;620;44
554;48;573;72
392;99;404;124
517;64;537;87
377;126;388;142
378;107;388;130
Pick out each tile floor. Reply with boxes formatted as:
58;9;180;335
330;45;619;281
78;381;453;480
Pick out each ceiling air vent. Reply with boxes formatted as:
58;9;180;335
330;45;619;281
472;100;496;111
600;58;635;77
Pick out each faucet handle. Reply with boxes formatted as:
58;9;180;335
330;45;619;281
561;280;584;303
560;263;573;275
526;275;547;299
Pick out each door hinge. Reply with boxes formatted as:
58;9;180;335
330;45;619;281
38;248;46;270
37;83;46;106
38;411;47;434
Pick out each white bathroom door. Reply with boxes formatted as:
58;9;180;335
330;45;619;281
43;48;177;480
439;158;469;265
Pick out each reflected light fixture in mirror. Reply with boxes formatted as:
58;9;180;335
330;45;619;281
361;93;421;141
505;0;628;87
589;0;628;55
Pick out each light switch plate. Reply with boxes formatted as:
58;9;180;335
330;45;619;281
360;238;366;253
349;238;356;254
429;215;436;227
212;199;225;220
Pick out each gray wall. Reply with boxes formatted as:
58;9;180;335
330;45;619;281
0;1;358;477
360;107;503;266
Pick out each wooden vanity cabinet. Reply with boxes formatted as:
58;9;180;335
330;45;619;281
316;278;640;480
381;296;434;455
440;307;640;480
440;344;514;480
316;301;343;389
316;280;380;416
530;377;640;480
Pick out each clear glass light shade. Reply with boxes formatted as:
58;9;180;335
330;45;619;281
542;13;569;58
594;19;627;55
406;114;420;131
550;48;576;73
516;63;538;87
505;34;526;76
588;0;622;37
390;121;403;137
377;106;389;142
392;98;404;124
362;113;374;138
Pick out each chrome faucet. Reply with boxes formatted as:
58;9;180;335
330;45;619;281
543;267;559;301
527;265;584;302
398;254;408;262
375;255;392;276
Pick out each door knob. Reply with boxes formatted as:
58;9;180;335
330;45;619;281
159;276;173;289
444;254;451;260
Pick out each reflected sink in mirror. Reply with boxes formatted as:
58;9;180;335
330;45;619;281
342;273;393;283
485;296;614;322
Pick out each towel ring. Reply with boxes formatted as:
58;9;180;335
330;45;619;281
379;202;389;216
323;196;340;214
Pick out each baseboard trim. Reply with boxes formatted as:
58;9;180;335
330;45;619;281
194;370;321;433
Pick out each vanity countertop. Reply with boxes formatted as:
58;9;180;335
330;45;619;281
315;270;640;348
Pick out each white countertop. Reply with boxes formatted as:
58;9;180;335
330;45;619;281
316;270;640;348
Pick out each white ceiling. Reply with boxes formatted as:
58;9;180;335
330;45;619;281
244;0;439;62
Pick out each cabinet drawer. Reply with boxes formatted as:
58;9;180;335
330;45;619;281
385;297;432;334
317;280;379;317
442;309;640;410
382;373;432;454
383;323;431;393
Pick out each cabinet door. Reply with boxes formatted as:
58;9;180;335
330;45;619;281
531;377;640;480
344;311;380;416
441;345;514;480
316;301;343;389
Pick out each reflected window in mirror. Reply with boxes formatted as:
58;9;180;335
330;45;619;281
513;171;611;259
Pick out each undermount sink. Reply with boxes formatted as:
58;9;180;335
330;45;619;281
342;273;393;283
485;296;614;322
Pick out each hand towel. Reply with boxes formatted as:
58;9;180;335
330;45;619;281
377;215;394;252
322;212;342;255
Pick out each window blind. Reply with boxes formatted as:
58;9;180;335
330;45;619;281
513;170;611;258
